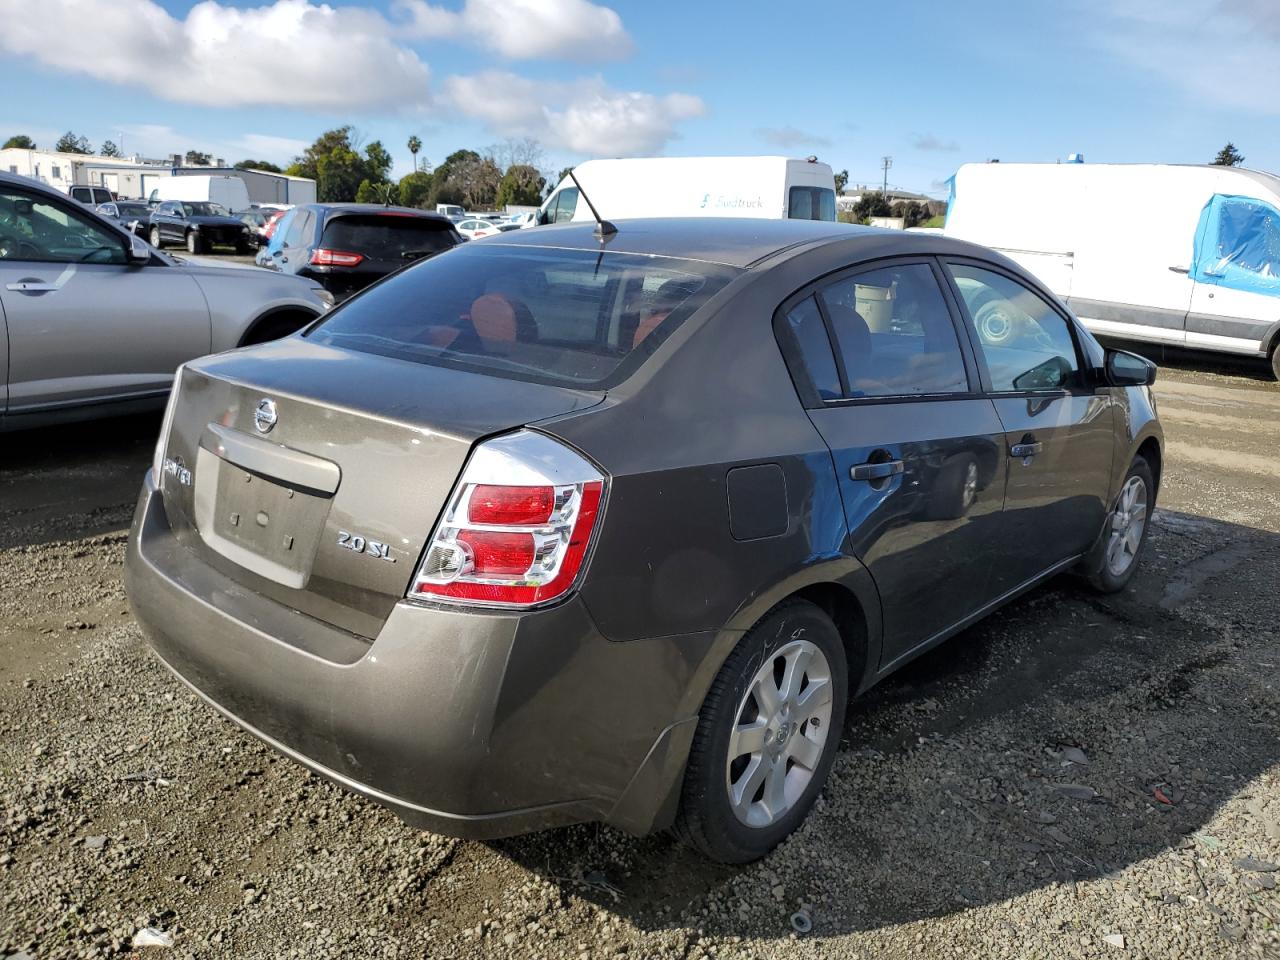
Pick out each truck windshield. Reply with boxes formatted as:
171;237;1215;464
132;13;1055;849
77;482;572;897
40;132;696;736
306;243;738;388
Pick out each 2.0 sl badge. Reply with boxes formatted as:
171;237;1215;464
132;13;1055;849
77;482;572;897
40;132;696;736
337;531;395;562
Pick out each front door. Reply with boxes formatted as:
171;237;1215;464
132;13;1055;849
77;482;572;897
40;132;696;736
0;185;209;412
1185;194;1280;355
781;260;1009;666
943;260;1115;597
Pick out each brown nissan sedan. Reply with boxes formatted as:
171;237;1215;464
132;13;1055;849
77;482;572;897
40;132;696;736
125;219;1162;862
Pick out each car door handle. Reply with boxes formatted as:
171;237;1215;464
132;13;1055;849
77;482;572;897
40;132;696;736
1009;441;1043;458
851;459;904;481
5;281;59;293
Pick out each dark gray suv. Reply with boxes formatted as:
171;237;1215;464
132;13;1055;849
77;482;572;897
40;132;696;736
125;219;1162;862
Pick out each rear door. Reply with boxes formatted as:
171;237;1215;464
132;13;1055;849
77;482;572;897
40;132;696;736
0;184;209;411
780;259;1008;667
942;260;1115;596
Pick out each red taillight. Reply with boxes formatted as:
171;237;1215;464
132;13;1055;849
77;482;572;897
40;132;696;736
410;432;607;609
464;531;536;576
310;248;365;267
469;484;555;525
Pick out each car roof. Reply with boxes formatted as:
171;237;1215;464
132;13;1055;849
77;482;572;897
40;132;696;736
483;218;995;269
307;203;452;222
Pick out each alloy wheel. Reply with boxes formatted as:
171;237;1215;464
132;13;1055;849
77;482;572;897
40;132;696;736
725;637;834;828
1106;475;1148;576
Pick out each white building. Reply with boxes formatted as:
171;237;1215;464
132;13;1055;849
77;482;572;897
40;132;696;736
0;148;168;198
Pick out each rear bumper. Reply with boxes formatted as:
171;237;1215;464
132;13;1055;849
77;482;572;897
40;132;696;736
124;476;709;838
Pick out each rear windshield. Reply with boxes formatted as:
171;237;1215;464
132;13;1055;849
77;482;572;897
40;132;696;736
306;244;738;387
321;214;457;260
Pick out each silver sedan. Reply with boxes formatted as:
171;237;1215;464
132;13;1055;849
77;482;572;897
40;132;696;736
0;172;332;430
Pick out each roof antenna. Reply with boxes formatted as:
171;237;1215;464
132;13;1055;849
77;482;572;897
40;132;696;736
567;168;616;239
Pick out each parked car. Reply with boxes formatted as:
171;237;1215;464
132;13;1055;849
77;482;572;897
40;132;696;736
0;172;332;429
96;200;153;236
148;200;256;254
125;217;1162;862
946;161;1280;378
68;185;114;206
256;203;462;300
236;208;275;246
454;217;521;240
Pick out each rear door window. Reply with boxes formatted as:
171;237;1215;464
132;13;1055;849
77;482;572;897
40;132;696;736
788;186;837;222
819;263;970;397
945;263;1081;391
321;214;456;260
306;244;737;388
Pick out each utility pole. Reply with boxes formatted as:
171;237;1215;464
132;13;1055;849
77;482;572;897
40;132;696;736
881;155;893;197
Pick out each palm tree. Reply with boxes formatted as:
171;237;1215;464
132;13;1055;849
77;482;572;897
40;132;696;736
408;135;422;172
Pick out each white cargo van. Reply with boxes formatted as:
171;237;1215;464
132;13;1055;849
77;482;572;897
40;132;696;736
148;175;251;212
538;156;837;225
945;162;1280;377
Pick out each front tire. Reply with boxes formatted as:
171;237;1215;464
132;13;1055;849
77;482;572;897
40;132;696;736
186;231;203;255
673;600;847;863
1082;455;1154;593
1270;338;1280;382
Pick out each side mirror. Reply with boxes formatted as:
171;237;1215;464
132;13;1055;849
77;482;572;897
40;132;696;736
1105;349;1157;387
128;234;151;263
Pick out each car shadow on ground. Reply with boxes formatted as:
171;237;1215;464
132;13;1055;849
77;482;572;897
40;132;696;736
491;508;1280;941
1095;336;1275;384
0;412;157;549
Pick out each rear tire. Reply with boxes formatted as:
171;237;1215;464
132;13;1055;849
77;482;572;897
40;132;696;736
149;225;163;249
1082;455;1155;593
673;600;847;863
1270;338;1280;382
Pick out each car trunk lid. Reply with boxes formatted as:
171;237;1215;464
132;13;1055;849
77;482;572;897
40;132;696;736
312;212;459;298
158;337;601;638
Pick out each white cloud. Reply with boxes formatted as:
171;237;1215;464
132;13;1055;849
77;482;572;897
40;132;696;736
443;72;704;155
1085;0;1280;116
0;0;429;110
395;0;631;61
755;126;832;149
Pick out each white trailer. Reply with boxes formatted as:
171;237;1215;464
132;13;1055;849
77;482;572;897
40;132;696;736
944;161;1280;374
147;174;251;211
538;156;837;225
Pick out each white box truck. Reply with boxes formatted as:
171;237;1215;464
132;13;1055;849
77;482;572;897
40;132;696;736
147;174;251;211
944;161;1280;377
538;156;837;225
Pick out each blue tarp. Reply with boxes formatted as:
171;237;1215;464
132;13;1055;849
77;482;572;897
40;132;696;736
1190;193;1280;295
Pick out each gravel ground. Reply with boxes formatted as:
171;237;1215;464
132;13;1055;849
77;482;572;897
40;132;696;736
2;356;1278;959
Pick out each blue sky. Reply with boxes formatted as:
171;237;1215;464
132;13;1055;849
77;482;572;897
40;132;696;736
1;0;1277;196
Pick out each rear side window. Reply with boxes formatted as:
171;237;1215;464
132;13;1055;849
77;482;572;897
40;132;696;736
307;244;738;388
781;297;841;400
550;188;579;223
322;214;456;259
946;263;1081;391
820;263;969;397
788;187;836;222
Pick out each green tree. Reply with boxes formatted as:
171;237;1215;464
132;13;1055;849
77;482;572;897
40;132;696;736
315;145;365;202
363;140;394;183
3;134;36;149
100;140;121;158
495;164;547;209
398;170;433;208
407;135;422;172
852;190;892;221
54;131;92;154
184;150;212;166
234;159;283;173
355;178;379;203
288;128;403;202
891;200;928;228
833;169;849;194
1212;142;1245;167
